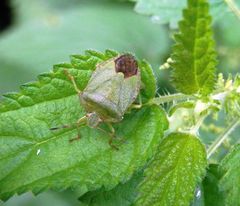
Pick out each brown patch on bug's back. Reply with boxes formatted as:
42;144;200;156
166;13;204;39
115;54;138;78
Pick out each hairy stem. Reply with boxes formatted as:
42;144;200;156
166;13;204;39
190;114;207;135
207;118;240;159
225;0;240;20
150;93;196;105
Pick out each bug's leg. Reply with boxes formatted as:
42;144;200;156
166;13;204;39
139;94;143;106
107;123;127;145
106;123;121;150
69;116;88;142
95;126;118;150
131;95;143;109
50;124;72;131
50;116;87;142
50;116;87;131
106;123;115;134
64;69;82;94
51;123;81;143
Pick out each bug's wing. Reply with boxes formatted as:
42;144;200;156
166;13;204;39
94;72;141;116
118;73;141;114
85;61;116;92
82;72;124;121
82;57;141;121
82;92;122;121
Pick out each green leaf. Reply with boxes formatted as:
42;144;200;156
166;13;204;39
0;1;170;94
170;0;217;95
201;164;225;206
138;60;157;101
168;101;195;116
1;190;82;206
134;0;227;28
0;50;169;201
135;132;207;206
219;144;240;206
80;172;143;206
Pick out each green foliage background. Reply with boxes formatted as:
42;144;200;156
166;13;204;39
0;0;240;205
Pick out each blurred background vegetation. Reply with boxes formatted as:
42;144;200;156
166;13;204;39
0;0;239;205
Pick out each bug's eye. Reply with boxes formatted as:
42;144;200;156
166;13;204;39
115;54;138;78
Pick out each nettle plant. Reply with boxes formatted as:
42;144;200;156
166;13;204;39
0;0;240;205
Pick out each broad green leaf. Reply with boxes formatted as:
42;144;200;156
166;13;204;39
1;190;81;206
80;172;143;206
201;164;225;206
0;50;169;201
138;60;157;102
168;101;195;116
170;0;217;95
219;144;240;206
135;132;207;206
0;1;170;94
134;0;227;28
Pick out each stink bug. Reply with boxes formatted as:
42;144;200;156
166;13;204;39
51;54;141;148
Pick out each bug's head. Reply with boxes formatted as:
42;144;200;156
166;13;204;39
115;54;138;78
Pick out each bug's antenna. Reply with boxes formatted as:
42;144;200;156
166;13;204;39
64;69;82;94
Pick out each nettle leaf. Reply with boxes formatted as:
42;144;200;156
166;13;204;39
134;0;227;28
80;172;143;206
0;0;170;95
201;164;225;206
138;60;157;102
135;132;207;206
168;101;195;116
219;144;240;206
0;50;169;201
170;0;217;95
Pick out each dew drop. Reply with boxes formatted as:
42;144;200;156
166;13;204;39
196;188;201;199
37;149;41;156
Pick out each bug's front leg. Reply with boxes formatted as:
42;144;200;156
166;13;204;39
106;122;116;135
106;123;118;149
69;116;88;142
130;95;143;109
50;116;87;142
64;69;82;95
96;124;118;150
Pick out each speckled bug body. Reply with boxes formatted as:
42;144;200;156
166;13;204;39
52;54;141;148
80;54;141;126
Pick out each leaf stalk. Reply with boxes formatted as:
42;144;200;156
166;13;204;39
225;0;240;20
150;93;196;105
207;118;240;159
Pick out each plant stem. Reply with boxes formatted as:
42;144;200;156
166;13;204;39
150;93;195;105
190;114;207;135
207;118;240;159
225;0;240;20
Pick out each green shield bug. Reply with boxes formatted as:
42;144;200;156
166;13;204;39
51;54;141;148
